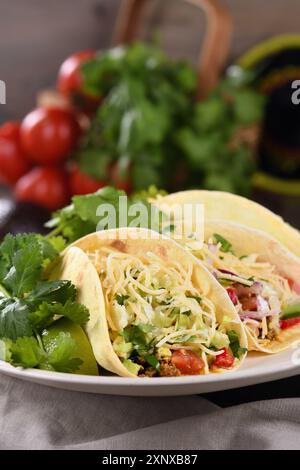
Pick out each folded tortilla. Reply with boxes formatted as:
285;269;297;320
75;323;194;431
153;190;300;258
53;228;247;377
172;219;300;354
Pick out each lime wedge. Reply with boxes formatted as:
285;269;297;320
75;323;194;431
42;318;98;376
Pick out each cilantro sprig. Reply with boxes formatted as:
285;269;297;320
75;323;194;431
0;233;89;373
46;186;166;246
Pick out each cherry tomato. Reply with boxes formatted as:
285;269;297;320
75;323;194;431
280;318;300;330
20;107;80;165
0;122;31;185
226;287;238;305
69;164;106;195
110;161;133;193
214;348;235;368
0;121;20;140
171;349;204;375
15;167;69;211
57;50;100;111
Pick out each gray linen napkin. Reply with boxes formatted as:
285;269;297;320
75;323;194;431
0;374;299;450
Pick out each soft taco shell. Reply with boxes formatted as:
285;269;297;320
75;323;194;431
53;228;247;377
153;190;300;259
202;220;300;353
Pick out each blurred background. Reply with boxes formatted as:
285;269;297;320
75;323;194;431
1;0;300;235
1;0;299;120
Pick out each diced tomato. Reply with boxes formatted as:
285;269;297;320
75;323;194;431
214;348;235;368
171;349;204;375
240;295;257;311
226;287;238;305
280;318;300;330
287;278;300;295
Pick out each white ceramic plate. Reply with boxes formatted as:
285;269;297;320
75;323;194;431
1;348;300;396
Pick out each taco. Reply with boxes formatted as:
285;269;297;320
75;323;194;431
54;228;247;377
153;190;300;258
172;220;300;353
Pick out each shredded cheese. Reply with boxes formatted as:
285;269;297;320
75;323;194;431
86;245;236;374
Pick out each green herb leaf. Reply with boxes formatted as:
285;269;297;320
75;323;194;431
51;300;90;325
2;240;43;297
41;331;83;373
228;330;247;358
28;302;55;330
10;336;46;368
0;298;32;340
122;324;153;353
26;280;77;309
115;294;129;306
144;354;160;371
29;300;89;330
73;187;125;225
213;233;233;253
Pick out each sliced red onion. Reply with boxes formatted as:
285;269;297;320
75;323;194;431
256;295;270;314
235;281;263;297
239;308;279;320
219;268;237;276
207;243;218;254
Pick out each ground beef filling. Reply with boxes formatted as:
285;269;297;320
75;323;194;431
138;358;181;377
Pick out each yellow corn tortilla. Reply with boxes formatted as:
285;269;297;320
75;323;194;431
52;228;247;377
153;190;300;258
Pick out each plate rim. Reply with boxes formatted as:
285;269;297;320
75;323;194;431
1;348;299;389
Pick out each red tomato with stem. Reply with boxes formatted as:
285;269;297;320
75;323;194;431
20;107;80;165
0;121;31;185
68;164;106;195
214;348;235;368
57;50;100;112
171;349;204;375
15;167;69;211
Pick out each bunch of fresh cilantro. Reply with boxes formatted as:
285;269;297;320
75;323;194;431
74;42;265;195
0;233;89;372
